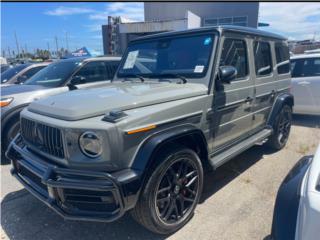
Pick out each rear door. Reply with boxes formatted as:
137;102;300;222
291;57;320;115
251;39;276;130
209;33;254;151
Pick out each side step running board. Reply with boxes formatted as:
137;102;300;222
209;128;272;169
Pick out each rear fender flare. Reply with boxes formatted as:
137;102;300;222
267;93;294;127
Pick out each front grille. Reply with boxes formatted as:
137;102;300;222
21;118;65;159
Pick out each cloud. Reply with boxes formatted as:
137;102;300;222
45;6;95;16
259;3;320;40
85;3;144;32
84;24;102;32
89;3;144;22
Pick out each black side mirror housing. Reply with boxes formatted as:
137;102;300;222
218;66;237;84
16;75;27;84
70;75;86;85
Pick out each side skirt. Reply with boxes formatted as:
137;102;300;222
209;128;272;169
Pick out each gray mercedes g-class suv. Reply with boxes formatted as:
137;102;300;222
6;26;293;234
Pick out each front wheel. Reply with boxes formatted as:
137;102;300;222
131;148;203;234
267;105;292;150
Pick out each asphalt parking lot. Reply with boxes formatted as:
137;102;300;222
1;115;320;240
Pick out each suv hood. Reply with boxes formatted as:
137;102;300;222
28;82;208;121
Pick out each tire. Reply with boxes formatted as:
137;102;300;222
131;147;203;234
267;105;292;150
1;117;20;161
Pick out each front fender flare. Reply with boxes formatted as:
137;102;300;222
1;103;29;134
131;124;208;173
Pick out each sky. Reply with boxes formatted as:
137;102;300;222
1;2;320;56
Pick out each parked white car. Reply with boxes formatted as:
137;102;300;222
271;144;320;240
290;54;320;115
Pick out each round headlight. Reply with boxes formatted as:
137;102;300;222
79;132;102;158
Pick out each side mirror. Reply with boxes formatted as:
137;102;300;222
16;75;27;84
218;66;237;84
70;75;86;85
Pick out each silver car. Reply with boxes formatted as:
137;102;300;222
291;53;320;115
1;62;50;85
1;56;121;157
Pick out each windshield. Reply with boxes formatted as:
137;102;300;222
1;64;29;83
117;33;214;80
24;60;82;87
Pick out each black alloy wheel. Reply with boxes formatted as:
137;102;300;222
155;158;200;225
131;147;203;234
277;107;291;145
267;105;292;150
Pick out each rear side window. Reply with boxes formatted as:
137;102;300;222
291;58;320;77
76;61;109;83
23;66;46;79
275;42;290;74
105;61;120;79
219;38;248;80
254;41;273;76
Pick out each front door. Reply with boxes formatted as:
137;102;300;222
208;35;255;152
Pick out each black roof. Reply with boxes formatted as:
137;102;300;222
133;25;287;42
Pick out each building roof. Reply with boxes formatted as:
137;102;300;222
133;25;287;42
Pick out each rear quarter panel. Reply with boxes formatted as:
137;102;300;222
291;76;320;115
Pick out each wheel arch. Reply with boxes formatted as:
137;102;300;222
1;104;28;137
267;93;294;127
131;124;210;175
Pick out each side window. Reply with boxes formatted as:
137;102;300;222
291;58;320;78
219;38;248;80
76;61;108;83
275;42;290;74
105;61;120;79
254;41;273;76
23;66;46;79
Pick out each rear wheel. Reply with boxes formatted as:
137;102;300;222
267;105;292;150
131;147;203;234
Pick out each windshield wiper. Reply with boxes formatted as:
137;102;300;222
122;74;145;83
156;73;187;84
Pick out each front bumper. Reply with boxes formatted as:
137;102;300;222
6;134;142;222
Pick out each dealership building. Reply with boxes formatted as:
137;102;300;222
102;2;260;55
